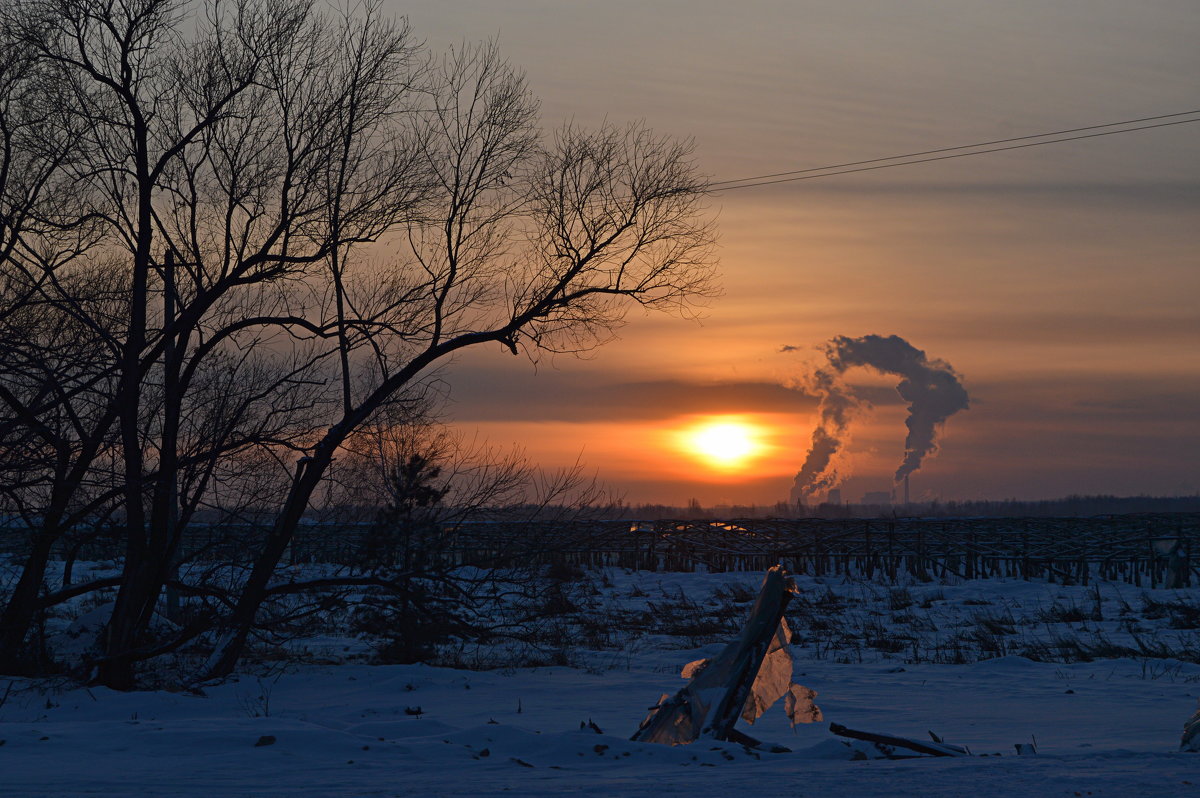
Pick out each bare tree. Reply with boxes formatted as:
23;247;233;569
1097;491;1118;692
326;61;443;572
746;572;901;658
0;0;715;689
0;22;130;671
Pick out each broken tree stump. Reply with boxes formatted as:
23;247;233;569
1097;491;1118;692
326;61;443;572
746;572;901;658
1183;700;1200;752
631;565;821;747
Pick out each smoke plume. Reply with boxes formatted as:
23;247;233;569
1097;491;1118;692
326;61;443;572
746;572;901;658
791;334;969;499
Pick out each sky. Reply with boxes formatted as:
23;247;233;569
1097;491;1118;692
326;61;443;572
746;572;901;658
386;0;1199;507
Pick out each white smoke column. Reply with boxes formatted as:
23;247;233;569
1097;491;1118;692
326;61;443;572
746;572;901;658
790;367;861;499
790;334;969;499
826;334;969;484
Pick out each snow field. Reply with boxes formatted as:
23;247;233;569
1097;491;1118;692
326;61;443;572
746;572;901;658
3;565;1200;796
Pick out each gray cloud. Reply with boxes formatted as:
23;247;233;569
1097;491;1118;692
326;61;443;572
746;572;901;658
445;366;820;422
912;311;1200;347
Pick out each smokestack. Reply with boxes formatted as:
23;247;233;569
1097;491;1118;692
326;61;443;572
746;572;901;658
904;475;910;506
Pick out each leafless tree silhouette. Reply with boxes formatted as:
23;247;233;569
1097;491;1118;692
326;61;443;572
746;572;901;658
0;0;715;688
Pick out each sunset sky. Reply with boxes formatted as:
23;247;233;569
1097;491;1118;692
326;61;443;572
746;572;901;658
390;0;1199;506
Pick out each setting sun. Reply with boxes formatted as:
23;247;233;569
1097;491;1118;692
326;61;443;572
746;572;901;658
680;418;768;472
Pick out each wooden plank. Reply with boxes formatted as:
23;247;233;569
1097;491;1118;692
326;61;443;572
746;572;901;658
829;722;971;757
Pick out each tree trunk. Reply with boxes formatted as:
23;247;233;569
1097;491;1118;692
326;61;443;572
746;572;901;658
94;94;156;691
0;529;58;674
199;458;328;682
95;560;154;690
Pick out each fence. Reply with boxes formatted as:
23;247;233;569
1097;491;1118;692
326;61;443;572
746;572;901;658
435;514;1199;588
2;513;1197;587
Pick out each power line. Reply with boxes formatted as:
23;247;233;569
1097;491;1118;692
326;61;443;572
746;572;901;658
709;109;1200;187
709;112;1200;193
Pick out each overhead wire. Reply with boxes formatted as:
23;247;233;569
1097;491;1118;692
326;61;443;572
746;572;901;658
708;109;1200;187
707;111;1200;193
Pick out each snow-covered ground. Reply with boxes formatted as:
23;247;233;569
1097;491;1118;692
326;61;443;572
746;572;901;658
3;567;1199;796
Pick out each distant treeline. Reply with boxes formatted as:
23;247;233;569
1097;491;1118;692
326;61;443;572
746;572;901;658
618;494;1200;520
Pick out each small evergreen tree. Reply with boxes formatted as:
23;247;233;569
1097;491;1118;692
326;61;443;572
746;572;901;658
354;453;457;663
362;453;450;569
